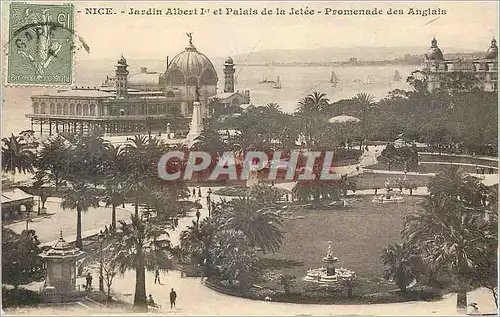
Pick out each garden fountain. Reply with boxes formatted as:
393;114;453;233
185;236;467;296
304;241;356;284
371;178;404;204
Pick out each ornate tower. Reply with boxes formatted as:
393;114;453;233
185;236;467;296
115;55;129;99
223;57;235;93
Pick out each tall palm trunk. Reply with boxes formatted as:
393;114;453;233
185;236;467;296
111;204;116;231
456;289;467;309
133;249;147;310
76;206;83;250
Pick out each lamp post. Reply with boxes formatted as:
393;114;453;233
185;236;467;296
98;231;105;292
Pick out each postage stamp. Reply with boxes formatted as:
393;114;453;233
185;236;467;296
6;2;74;85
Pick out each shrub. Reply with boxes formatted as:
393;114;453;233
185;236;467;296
361;292;403;304
405;285;442;301
2;287;41;307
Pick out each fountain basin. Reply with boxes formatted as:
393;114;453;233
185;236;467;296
304;267;356;284
372;194;404;204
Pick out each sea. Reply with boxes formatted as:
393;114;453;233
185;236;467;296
1;59;418;137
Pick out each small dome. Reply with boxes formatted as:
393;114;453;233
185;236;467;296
328;115;360;124
225;57;234;64
165;37;218;86
485;38;498;59
118;55;127;65
425;37;444;60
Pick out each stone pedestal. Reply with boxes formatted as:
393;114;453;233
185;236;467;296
185;101;205;147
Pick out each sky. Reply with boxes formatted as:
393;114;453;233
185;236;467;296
3;1;499;60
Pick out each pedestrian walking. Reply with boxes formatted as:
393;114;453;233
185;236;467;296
174;217;179;227
196;210;201;223
208;188;212;195
192;188;196;196
198;187;202;198
154;269;161;284
85;272;93;291
170;288;177;309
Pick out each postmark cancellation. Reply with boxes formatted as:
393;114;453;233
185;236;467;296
6;2;74;85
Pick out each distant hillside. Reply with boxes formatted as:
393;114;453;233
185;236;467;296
231;46;480;65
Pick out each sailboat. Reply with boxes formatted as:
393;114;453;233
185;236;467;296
259;75;275;84
329;70;339;85
272;76;282;89
363;76;374;85
392;70;402;82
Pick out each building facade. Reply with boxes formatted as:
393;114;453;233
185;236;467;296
26;35;246;137
422;37;498;92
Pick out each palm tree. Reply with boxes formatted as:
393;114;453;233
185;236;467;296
113;214;172;310
277;274;296;295
297;91;330;114
122;135;158;217
403;193;494;309
36;135;72;191
266;103;282;112
216;197;283;254
69;132;111;187
60;182;99;250
1;134;35;179
103;185;125;231
352;93;376;148
179;218;216;265
380;242;422;293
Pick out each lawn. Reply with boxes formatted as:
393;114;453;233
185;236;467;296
259;195;426;297
418;153;498;167
352;172;431;190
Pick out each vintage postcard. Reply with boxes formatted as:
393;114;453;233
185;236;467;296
1;1;498;316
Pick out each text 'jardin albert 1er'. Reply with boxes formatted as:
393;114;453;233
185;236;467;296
85;7;447;17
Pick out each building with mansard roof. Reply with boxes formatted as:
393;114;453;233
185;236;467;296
422;37;498;92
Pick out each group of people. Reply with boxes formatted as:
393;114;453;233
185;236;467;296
147;288;177;310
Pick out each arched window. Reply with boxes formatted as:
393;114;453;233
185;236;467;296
89;104;96;116
40;103;47;114
63;103;68;115
50;103;55;114
166;91;175;97
232;98;240;106
167;70;185;85
33;103;40;114
83;105;89;116
119;109;125;116
76;104;83;115
200;69;217;85
70;104;75;115
57;103;63;115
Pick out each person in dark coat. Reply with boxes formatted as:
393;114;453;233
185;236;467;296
192;188;196;197
170;288;177;308
196;210;201;223
85;272;93;291
154;269;161;284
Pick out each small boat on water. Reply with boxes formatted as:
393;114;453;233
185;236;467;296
330;70;339;86
259;77;275;84
392;70;402;82
272;76;282;89
363;76;374;85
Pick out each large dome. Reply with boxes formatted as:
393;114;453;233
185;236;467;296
166;39;218;87
425;37;444;61
485;38;498;59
